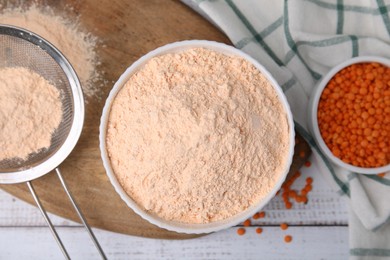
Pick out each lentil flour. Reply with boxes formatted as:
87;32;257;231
107;48;291;224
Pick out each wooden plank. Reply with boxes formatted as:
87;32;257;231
0;0;312;239
0;162;349;259
258;159;349;226
0;159;348;227
0;188;79;227
0;0;230;239
0;226;348;259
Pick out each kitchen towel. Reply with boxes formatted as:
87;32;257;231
182;0;390;259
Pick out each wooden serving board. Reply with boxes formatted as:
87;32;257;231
0;0;311;239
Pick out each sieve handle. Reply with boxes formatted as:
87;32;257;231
55;168;107;260
27;181;71;260
28;170;107;260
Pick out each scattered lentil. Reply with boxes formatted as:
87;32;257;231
243;219;251;227
284;235;293;243
252;212;260;219
237;228;246;236
280;223;288;230
255;227;263;234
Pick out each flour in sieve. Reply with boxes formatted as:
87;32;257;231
0;4;100;100
0;67;62;161
106;48;290;224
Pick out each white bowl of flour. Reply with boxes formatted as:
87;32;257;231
100;40;295;234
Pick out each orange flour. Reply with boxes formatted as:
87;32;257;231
106;48;290;224
0;67;62;161
0;4;100;100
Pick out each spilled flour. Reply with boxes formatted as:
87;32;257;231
0;67;62;161
0;4;100;100
106;48;291;224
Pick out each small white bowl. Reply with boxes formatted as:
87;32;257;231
307;56;390;175
99;40;295;234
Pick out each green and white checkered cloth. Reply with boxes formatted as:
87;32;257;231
183;0;390;258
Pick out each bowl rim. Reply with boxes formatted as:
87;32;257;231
308;56;390;174
99;40;295;234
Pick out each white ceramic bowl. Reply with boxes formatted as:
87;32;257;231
99;40;295;234
307;56;390;175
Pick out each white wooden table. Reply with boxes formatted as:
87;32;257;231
0;156;349;259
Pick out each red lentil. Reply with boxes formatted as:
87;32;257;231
280;223;289;230
317;62;390;168
259;211;266;218
284;235;293;243
252;212;260;219
237;228;246;236
243;219;251;227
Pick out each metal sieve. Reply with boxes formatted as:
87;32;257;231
0;25;106;259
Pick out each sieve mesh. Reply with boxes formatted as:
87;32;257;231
0;27;104;258
0;26;76;173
